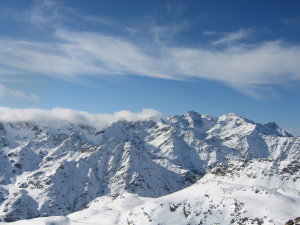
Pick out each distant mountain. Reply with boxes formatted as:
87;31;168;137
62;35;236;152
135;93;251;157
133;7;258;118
0;111;299;224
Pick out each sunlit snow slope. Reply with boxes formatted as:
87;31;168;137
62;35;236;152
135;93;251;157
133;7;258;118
0;111;299;224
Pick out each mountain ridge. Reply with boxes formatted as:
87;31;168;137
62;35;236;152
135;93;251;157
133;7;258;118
0;111;299;223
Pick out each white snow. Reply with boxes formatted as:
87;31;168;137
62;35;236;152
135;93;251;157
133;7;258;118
0;110;299;224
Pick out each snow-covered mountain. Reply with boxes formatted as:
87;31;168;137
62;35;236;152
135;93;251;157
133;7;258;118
0;111;299;224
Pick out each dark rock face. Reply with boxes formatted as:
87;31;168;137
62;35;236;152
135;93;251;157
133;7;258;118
286;219;295;225
285;217;300;225
2;194;38;222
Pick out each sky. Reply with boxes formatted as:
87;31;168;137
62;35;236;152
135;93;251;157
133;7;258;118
0;0;300;135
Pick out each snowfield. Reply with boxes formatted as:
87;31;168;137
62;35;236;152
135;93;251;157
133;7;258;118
0;111;299;224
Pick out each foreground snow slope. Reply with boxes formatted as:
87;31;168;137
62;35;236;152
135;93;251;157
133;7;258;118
2;158;299;225
0;111;299;222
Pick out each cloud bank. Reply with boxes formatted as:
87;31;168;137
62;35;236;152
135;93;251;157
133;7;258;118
0;107;163;130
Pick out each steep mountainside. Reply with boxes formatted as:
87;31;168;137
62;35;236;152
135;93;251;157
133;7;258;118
2;158;300;225
0;111;299;223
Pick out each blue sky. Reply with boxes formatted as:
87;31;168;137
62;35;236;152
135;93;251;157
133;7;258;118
0;0;300;135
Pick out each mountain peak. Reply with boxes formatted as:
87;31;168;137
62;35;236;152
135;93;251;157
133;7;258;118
219;113;251;122
184;110;201;117
0;111;299;222
256;121;293;137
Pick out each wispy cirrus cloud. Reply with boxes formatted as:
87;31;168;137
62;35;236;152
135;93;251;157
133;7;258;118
1;0;300;98
150;21;189;44
0;83;39;102
1;29;300;95
29;0;57;24
204;28;253;46
84;16;116;27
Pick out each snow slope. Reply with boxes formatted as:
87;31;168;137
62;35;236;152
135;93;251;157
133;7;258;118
0;111;299;223
2;158;299;225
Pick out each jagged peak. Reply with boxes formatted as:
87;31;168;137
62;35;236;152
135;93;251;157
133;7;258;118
218;113;256;125
216;113;292;137
183;110;201;118
219;113;244;120
0;109;299;223
255;121;293;137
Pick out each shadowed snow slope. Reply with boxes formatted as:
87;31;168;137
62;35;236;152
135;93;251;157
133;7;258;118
0;111;299;224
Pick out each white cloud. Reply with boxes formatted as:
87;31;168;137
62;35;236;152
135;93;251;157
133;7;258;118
0;107;163;130
168;41;300;85
84;16;116;26
150;21;189;43
203;31;219;36
1;1;300;98
0;83;39;102
0;31;300;96
204;28;253;46
26;0;64;26
0;39;104;78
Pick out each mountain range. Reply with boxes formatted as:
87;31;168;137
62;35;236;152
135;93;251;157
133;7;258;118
0;111;299;224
